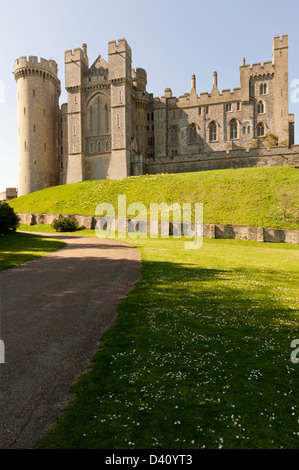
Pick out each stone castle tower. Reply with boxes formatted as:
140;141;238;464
14;56;61;197
14;35;297;197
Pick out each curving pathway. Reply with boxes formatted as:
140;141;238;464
0;233;141;449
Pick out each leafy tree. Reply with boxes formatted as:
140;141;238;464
0;203;20;235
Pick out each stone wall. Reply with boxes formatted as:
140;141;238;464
17;212;299;245
143;145;299;175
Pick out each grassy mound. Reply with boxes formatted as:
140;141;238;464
10;166;299;230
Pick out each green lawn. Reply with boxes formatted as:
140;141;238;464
35;228;299;450
0;232;66;272
10;166;299;230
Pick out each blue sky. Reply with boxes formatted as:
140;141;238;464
1;0;299;191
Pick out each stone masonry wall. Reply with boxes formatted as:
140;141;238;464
17;212;299;245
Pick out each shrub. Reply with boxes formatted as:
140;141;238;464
0;203;20;235
52;215;79;232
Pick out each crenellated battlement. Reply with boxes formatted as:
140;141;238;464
108;38;132;58
14;56;60;92
65;46;88;67
14;56;58;76
273;34;288;50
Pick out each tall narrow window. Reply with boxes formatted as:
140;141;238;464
257;100;264;114
209;121;217;142
260;83;267;95
98;142;101;152
230;120;238;140
257;123;265;137
106;141;109;151
33;89;35;97
105;106;109;133
90;109;94;136
170;128;178;145
189;124;197;144
98;100;101;134
117;114;120;128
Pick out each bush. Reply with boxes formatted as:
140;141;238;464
52;215;79;232
0;203;20;235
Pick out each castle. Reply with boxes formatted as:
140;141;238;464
14;35;298;197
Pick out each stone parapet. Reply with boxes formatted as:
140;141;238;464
17;213;299;245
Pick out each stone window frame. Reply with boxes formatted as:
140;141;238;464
242;122;251;135
229;118;239;140
188;123;198;144
90;108;94;136
169;126;179;146
209;121;219;142
257;100;265;114
225;103;232;112
257;122;265;137
260;83;267;95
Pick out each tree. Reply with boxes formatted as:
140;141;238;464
0;203;20;235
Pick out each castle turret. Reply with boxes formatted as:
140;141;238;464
108;39;133;178
132;68;149;155
65;45;89;184
272;34;289;145
14;56;61;196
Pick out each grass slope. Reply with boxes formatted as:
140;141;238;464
10;166;299;230
38;234;299;449
0;232;65;271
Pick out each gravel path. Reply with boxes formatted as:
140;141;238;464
0;233;141;449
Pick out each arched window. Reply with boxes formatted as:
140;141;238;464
230;119;238;140
170;127;178;145
189;124;197;144
260;83;267;95
209;121;218;142
98;142;101;152
105;106;109;134
98;100;101;135
257;123;265;137
90;142;94;153
257;100;264;114
90;109;94;136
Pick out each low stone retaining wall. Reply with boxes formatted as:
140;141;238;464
17;212;299;245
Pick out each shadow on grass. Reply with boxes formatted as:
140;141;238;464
0;232;66;272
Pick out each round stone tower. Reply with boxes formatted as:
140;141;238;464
14;56;61;197
132;68;149;155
